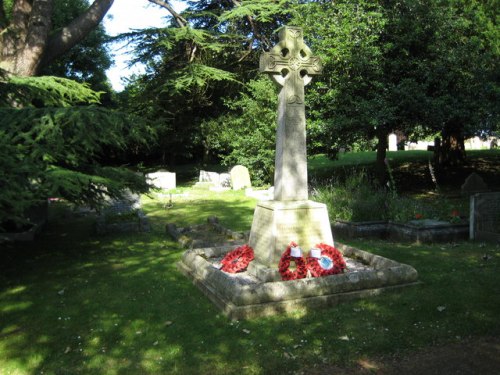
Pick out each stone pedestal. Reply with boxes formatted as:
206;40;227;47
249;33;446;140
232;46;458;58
248;200;334;269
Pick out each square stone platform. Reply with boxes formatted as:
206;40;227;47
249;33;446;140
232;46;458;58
177;242;419;320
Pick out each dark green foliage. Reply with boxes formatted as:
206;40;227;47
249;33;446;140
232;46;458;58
0;75;154;228
202;78;277;185
116;0;293;166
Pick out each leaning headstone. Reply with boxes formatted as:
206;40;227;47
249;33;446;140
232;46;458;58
388;133;398;151
146;170;176;190
248;26;333;270
461;172;489;196
470;192;500;242
230;165;251;190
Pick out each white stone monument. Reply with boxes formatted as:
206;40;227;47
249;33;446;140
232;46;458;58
388;133;398;151
248;26;334;270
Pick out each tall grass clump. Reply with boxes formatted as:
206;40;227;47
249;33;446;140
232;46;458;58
311;169;449;223
311;170;388;222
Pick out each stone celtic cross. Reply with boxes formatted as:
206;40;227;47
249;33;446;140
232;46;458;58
260;26;322;201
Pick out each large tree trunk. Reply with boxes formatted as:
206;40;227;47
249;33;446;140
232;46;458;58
0;0;113;77
0;0;54;76
435;122;467;167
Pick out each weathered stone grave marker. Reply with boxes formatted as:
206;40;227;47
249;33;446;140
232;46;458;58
461;172;489;196
248;26;333;271
230;165;251;190
196;170;231;190
470;192;500;242
96;190;149;234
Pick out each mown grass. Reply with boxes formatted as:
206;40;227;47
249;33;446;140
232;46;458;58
1;186;499;374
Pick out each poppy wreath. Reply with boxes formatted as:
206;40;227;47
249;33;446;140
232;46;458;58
278;242;308;281
306;243;347;277
220;244;255;273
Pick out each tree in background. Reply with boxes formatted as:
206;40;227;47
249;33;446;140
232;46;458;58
426;0;499;167
294;0;498;183
117;0;291;167
202;78;277;185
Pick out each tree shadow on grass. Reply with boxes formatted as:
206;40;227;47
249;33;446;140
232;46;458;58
0;209;499;374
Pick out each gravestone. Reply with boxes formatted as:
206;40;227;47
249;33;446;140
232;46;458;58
248;26;333;270
388;133;398;151
104;190;141;215
230;165;251;190
146;170;176;190
470;192;500;242
461;172;489;196
199;170;221;184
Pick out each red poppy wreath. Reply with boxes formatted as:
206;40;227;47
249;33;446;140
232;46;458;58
220;244;254;273
278;242;308;281
306;243;346;277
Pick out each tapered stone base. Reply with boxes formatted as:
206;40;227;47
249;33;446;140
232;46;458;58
248;200;334;268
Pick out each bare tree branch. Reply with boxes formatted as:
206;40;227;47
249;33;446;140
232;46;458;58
147;0;187;28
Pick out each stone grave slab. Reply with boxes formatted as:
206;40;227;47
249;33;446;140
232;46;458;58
96;190;149;234
199;170;221;184
388;133;398;151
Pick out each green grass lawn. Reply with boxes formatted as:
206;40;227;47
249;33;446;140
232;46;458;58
1;188;499;374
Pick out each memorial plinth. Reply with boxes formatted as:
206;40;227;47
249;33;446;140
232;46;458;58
249;200;333;269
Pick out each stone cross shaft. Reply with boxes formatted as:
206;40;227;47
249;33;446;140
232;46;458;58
260;26;322;201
